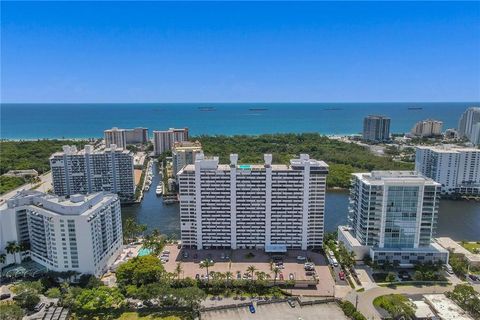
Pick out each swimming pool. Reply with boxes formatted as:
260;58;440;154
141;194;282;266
238;164;252;169
137;248;153;257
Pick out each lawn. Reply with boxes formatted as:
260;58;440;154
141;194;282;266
116;312;182;320
461;242;480;254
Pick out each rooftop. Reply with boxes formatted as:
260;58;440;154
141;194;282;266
353;171;439;186
416;145;480;153
424;294;474;320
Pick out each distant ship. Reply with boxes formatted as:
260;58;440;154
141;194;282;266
408;107;423;110
249;108;268;111
323;108;343;111
198;107;216;111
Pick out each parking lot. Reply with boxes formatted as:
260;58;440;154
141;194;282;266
201;301;348;320
161;245;335;295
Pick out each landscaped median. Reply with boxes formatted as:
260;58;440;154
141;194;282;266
372;294;416;319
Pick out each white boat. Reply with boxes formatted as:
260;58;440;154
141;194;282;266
155;185;163;196
145;185;150;191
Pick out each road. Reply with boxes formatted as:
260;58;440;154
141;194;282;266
0;172;53;204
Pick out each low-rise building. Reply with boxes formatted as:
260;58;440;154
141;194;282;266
0;191;123;277
424;294;474;320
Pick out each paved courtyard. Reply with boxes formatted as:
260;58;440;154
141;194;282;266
162;244;335;296
201;301;348;320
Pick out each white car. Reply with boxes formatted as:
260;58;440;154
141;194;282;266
297;256;306;261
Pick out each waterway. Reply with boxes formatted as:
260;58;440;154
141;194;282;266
122;163;480;241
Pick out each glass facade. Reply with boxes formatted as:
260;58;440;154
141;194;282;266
383;186;419;248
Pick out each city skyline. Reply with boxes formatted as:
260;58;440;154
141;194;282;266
2;1;479;103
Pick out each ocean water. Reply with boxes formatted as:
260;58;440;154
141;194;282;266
1;102;477;139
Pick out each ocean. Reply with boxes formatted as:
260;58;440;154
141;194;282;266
1;102;477;139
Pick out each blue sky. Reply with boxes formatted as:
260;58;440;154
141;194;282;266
1;1;479;103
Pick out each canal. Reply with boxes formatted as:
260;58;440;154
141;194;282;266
123;162;480;241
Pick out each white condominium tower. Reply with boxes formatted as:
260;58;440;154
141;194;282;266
0;191;123;277
153;128;189;155
50;145;135;202
338;171;448;266
362;115;391;142
411;119;443;137
172;141;203;178
178;153;328;250
415;146;480;195
104;127;149;149
458;107;480;146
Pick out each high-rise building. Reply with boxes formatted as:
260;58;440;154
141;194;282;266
415;146;480;195
50;145;135;201
125;127;149;145
153;128;189;155
178;153;328;250
104;127;127;149
104;127;149;149
362;115;391;142
0;191;123;277
411;119;443;137
458;107;480;145
172;141;203;178
338;171;448;265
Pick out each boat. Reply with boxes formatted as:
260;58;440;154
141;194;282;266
156;185;163;196
408;107;423;110
249;108;268;111
198;107;216;112
145;185;150;191
323;108;343;111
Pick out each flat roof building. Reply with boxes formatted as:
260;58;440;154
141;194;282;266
153;128;189;155
363;115;391;142
338;171;448;266
178;153;328;250
50;145;135;202
172;141;203;178
415;146;480;195
0;191;123;277
104;127;149;149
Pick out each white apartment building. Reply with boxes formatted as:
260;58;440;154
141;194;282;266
104;127;149;149
415;146;480;195
50;145;135;202
411;119;443;137
172;141;203;178
458;107;480;145
178;153;328;250
338;171;448;266
153;128;189;155
0;191;123;277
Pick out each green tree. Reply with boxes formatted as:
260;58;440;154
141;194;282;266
174;262;183;280
247;265;257;280
0;302;24;320
176;286;206;309
386;272;396;283
45;287;61;299
116;255;165;286
200;259;215;285
13;291;40;311
74;287;124;313
272;267;280;286
446;284;480;318
5;241;19;264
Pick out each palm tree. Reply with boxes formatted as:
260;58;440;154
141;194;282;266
5;241;19;264
0;253;5;264
225;271;233;282
247;265;257;280
199;259;215;284
272;266;280;285
175;262;183;280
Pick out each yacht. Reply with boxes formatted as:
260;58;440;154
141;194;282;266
156;185;163;196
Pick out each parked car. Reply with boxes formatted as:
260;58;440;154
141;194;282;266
195;274;200;280
221;253;225;259
289;273;295;280
306;271;315;276
237;272;242;279
338;271;345;281
287;299;296;308
249;304;256;313
296;256;306;261
162;250;170;254
279;273;284;280
182;251;189;259
443;264;454;274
